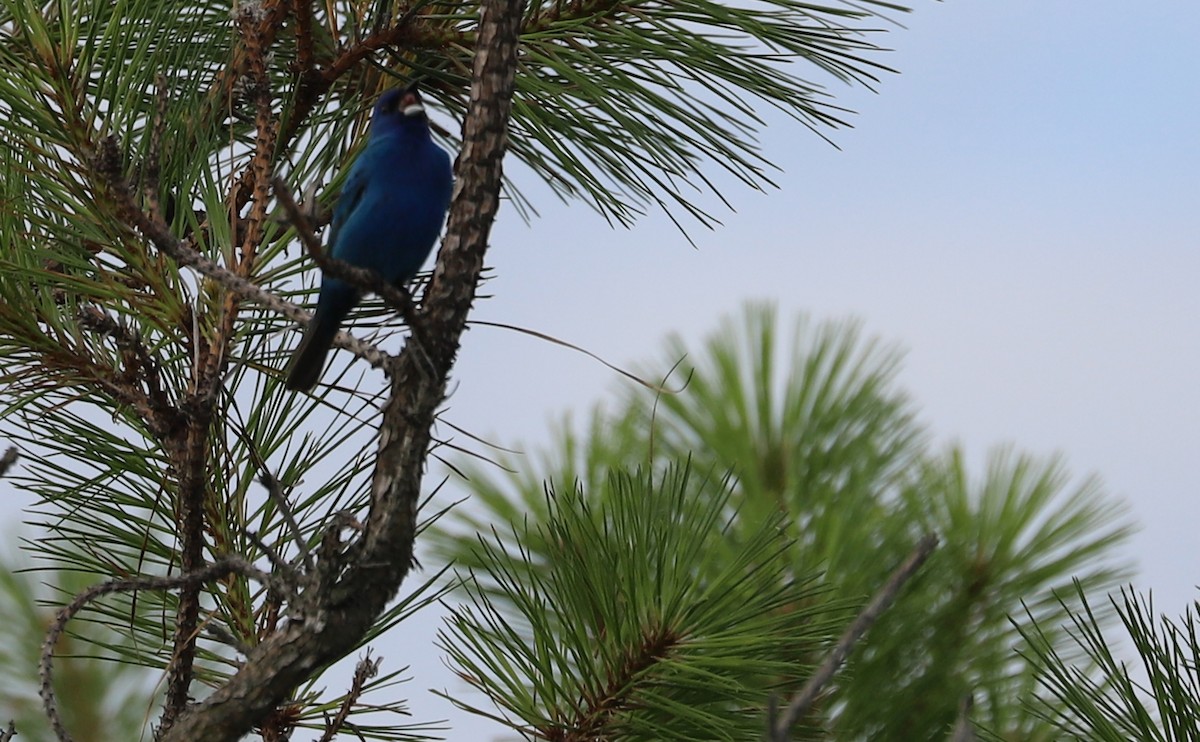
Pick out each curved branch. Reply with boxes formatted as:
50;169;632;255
40;558;278;742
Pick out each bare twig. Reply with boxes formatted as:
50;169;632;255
204;622;257;657
0;720;15;742
226;413;315;574
647;356;691;465
269;176;323;255
767;533;939;741
76;305;182;440
273;176;429;354
245;529;300;585
318;652;382;741
40;558;281;742
256;469;315;573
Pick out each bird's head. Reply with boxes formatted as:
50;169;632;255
371;81;432;138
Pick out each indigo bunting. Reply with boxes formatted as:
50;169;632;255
284;82;453;391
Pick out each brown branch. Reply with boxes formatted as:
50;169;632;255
159;9;282;726
767;533;939;741
156;1;525;738
322;23;468;84
191;0;289;161
157;422;211;734
344;0;524;594
293;0;317;84
40;558;279;742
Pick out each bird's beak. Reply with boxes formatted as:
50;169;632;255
402;80;425;117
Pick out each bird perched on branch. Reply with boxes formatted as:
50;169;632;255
284;81;453;391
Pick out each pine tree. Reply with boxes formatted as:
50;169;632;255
0;1;932;739
430;305;1135;739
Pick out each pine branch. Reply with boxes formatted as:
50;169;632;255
155;1;525;738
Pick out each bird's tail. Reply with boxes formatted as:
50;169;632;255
284;304;342;392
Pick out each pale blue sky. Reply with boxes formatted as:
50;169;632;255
6;1;1197;738
425;0;1200;735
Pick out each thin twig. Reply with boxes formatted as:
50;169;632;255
468;319;685;394
76;305;181;439
245;529;299;585
40;558;282;742
272;176;430;355
309;510;365;598
0;720;15;742
257;469;315;573
647;356;691;465
225;409;314;574
767;533;939;741
204;622;256;657
318;652;382;741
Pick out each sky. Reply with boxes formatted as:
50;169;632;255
5;0;1198;738
419;0;1200;736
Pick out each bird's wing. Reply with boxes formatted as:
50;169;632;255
327;160;371;254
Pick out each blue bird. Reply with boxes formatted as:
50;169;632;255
285;82;453;391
